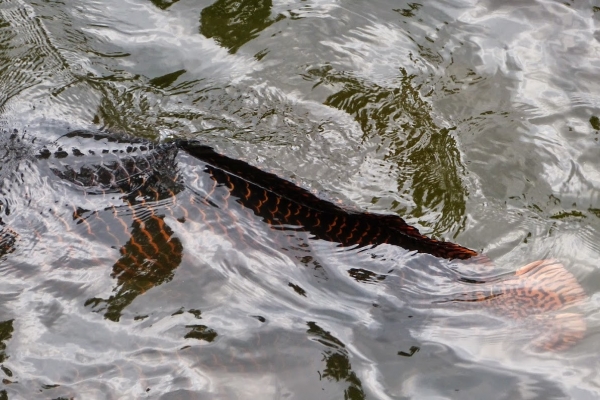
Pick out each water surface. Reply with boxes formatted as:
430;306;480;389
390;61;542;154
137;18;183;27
0;0;600;398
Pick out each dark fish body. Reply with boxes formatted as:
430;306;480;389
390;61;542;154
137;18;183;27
0;130;587;350
177;141;479;261
29;131;479;264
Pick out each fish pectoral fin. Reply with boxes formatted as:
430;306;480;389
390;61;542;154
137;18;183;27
530;312;586;352
513;259;587;311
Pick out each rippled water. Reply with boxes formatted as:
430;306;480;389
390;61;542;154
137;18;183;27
1;0;600;398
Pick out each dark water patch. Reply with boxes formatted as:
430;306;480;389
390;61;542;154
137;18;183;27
0;320;13;364
150;0;180;10
590;115;600;130
304;65;468;238
200;0;285;54
316;352;366;399
149;69;187;89
184;324;218;342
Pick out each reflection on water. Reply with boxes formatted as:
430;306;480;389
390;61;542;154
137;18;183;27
306;65;468;237
0;320;13;400
0;0;66;112
308;321;366;400
150;0;180;10
200;0;284;54
0;320;13;366
1;0;600;398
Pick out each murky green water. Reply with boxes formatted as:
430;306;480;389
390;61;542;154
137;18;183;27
1;0;600;398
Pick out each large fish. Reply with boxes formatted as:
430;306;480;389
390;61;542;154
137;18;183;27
0;130;587;350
